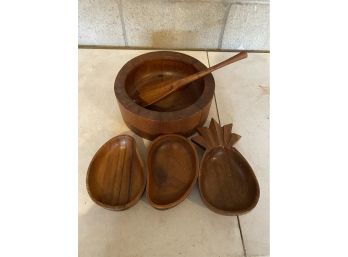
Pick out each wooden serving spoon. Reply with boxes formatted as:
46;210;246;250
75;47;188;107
133;51;248;107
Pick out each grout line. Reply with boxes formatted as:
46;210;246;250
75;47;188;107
207;50;247;257
213;92;221;125
78;45;270;53
237;216;247;257
206;51;221;125
218;2;232;49
117;0;128;46
205;51;211;67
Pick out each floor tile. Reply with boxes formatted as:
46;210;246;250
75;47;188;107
208;51;270;256
79;49;243;257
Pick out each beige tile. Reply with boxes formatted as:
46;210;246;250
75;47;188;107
208;51;270;256
79;49;243;257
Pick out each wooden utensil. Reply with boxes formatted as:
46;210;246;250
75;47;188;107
134;51;248;107
146;134;198;209
191;118;260;216
86;135;145;211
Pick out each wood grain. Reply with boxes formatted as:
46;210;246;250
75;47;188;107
86;135;145;211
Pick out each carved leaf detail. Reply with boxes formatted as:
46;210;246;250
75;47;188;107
192;118;241;150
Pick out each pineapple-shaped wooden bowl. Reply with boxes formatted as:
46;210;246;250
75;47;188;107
192;119;260;215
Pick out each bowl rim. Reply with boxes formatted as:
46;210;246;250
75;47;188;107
114;51;215;121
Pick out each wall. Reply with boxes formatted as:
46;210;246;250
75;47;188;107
78;0;269;51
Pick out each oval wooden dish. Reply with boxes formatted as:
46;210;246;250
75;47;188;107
146;134;198;209
86;135;145;211
114;51;215;140
192;119;260;215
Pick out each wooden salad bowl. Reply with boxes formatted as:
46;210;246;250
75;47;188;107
146;134;198;209
86;135;145;211
114;51;215;140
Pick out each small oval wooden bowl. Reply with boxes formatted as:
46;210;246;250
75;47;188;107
86;135;145;211
146;134;198;209
114;51;215;140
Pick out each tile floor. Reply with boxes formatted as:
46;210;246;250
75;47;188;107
79;49;269;257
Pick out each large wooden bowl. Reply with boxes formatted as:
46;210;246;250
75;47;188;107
114;51;215;140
